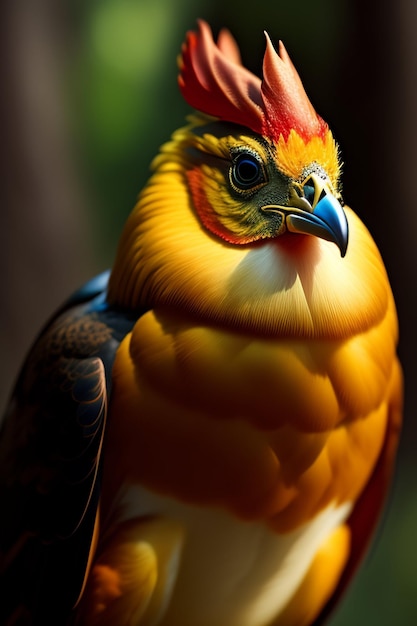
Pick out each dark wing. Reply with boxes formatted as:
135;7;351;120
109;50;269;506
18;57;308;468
0;272;137;625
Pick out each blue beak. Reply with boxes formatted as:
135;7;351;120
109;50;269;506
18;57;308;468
286;193;349;257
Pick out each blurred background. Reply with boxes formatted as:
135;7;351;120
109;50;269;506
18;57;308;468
0;0;415;623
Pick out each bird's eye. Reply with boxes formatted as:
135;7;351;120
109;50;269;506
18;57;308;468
230;152;265;191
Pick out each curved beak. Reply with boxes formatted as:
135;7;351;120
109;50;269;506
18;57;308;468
263;174;349;257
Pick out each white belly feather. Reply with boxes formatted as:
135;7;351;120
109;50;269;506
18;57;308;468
120;486;351;626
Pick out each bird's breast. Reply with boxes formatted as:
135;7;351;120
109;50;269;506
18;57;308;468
117;485;352;626
106;303;396;533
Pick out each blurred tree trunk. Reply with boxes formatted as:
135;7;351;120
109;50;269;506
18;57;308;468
340;0;416;454
0;1;94;412
395;0;417;450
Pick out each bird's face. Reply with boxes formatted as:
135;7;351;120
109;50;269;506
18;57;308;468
183;118;347;254
110;115;388;340
108;22;390;340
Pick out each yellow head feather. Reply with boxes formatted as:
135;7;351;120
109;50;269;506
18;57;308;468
108;116;391;341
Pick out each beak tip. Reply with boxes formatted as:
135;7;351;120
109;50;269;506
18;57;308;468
336;223;349;258
313;194;349;258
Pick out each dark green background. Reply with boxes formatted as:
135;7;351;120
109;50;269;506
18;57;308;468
1;1;415;624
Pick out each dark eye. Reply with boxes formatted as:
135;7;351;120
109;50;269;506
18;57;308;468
230;152;265;191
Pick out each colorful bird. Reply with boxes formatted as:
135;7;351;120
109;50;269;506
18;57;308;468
0;19;402;626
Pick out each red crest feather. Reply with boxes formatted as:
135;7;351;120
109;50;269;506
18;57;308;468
178;20;328;142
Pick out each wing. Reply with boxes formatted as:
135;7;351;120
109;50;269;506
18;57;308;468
0;271;138;625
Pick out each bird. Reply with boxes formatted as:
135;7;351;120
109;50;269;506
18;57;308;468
0;19;402;626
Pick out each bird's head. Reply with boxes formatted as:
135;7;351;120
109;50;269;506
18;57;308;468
108;21;389;339
178;20;347;256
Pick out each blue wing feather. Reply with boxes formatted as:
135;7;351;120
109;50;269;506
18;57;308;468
0;272;140;625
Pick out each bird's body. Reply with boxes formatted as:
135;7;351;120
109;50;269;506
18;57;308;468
0;20;402;626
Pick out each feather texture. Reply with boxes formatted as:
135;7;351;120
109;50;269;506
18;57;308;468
0;20;402;626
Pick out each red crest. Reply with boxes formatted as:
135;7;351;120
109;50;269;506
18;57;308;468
178;20;328;142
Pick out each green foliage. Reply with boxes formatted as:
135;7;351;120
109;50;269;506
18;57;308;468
70;0;210;261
